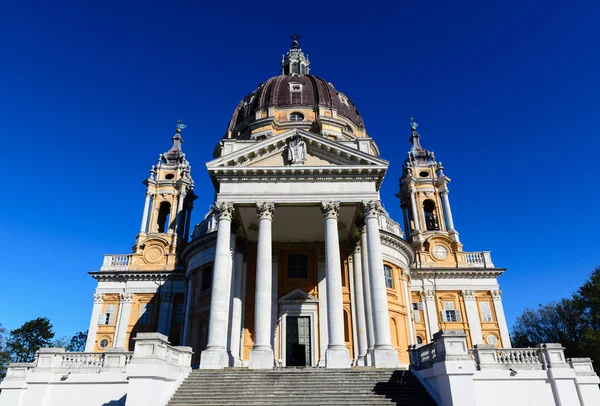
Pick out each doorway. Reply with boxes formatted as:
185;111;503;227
286;316;311;367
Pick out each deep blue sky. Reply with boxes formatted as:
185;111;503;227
1;1;598;339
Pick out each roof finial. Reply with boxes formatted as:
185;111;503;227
176;118;187;133
410;116;418;131
290;33;300;49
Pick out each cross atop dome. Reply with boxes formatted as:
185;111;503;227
281;34;310;76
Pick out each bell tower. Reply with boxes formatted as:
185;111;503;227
397;118;462;255
131;120;197;271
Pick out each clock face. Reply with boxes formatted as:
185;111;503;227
432;245;448;260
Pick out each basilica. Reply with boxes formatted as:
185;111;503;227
84;36;510;370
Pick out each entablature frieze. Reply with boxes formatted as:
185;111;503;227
89;270;185;282
410;268;506;279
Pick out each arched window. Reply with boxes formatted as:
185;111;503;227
157;201;171;233
343;309;351;343
423;199;439;231
292;62;299;74
289;112;304;121
416;336;424;344
300;64;306;75
384;265;394;289
201;266;213;291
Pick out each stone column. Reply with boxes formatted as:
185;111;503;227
462;290;483;345
401;205;411;239
491;290;512;348
140;192;152;233
408;187;420;233
114;292;133;348
249;202;275;369
200;202;235;369
359;222;375;365
175;190;187;235
401;270;415;346
229;250;244;366
316;249;328;367
157;291;174;337
441;189;455;231
422;290;439;339
321;201;351;368
352;243;368;366
363;201;398;368
181;276;194;345
85;293;104;351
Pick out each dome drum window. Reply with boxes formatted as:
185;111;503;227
289;112;304;122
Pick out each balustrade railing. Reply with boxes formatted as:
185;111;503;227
101;254;131;271
191;213;218;240
463;251;494;268
61;352;106;368
410;343;437;370
378;215;404;237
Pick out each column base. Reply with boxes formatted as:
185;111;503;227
232;356;243;367
355;354;366;367
199;347;228;369
373;345;399;368
325;345;352;369
365;348;374;366
249;346;274;369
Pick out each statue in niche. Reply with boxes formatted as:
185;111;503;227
425;211;439;231
287;135;307;165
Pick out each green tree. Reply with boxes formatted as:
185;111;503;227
573;266;600;372
0;323;10;379
67;331;88;352
6;317;54;363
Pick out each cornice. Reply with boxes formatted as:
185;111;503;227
89;270;185;282
410;268;506;279
180;231;218;265
380;232;416;265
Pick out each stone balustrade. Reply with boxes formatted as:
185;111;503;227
24;348;134;372
191;213;218;239
462;251;494;268
378;214;404;238
471;345;546;370
100;254;131;271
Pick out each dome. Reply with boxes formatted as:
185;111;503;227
227;75;365;136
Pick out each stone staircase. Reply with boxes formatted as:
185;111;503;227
167;368;436;405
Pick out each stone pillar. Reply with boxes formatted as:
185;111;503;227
423;290;439;340
441;189;455;231
140;192;152;233
85;293;104;351
352;243;368;365
175;190;187;235
401;205;411;239
200;202;234;369
157;291;174;337
462;290;483;345
114;292;133;348
316;249;328;367
321;201;351;368
249;202;275;369
181;276;194;345
359;222;375;365
229;250;244;366
363;201;398;368
491;290;512;348
184;206;193;241
409;187;420;233
401;270;415;346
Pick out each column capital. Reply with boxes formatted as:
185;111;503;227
213;201;235;221
120;292;134;303
94;293;104;303
491;289;502;300
361;200;382;219
440;187;449;195
461;289;476;301
421;289;435;301
256;202;276;220
400;268;410;281
353;242;361;255
145;191;155;197
355;217;366;233
320;201;340;220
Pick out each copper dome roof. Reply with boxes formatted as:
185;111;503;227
227;75;365;136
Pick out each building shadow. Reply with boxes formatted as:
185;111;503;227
372;370;437;405
102;394;126;406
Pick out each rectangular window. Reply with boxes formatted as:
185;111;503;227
99;304;116;325
412;303;422;322
442;301;461;322
201;266;213;291
288;254;308;279
138;303;152;325
384;265;394;289
175;304;185;324
479;302;493;322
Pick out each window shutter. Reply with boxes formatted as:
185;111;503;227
98;312;106;325
455;310;462;322
440;310;446;322
413;310;421;323
417;302;424;311
108;312;115;325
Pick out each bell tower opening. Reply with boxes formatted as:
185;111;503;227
423;200;440;231
157;202;172;233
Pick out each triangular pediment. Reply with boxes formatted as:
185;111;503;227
206;129;389;170
278;288;318;303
